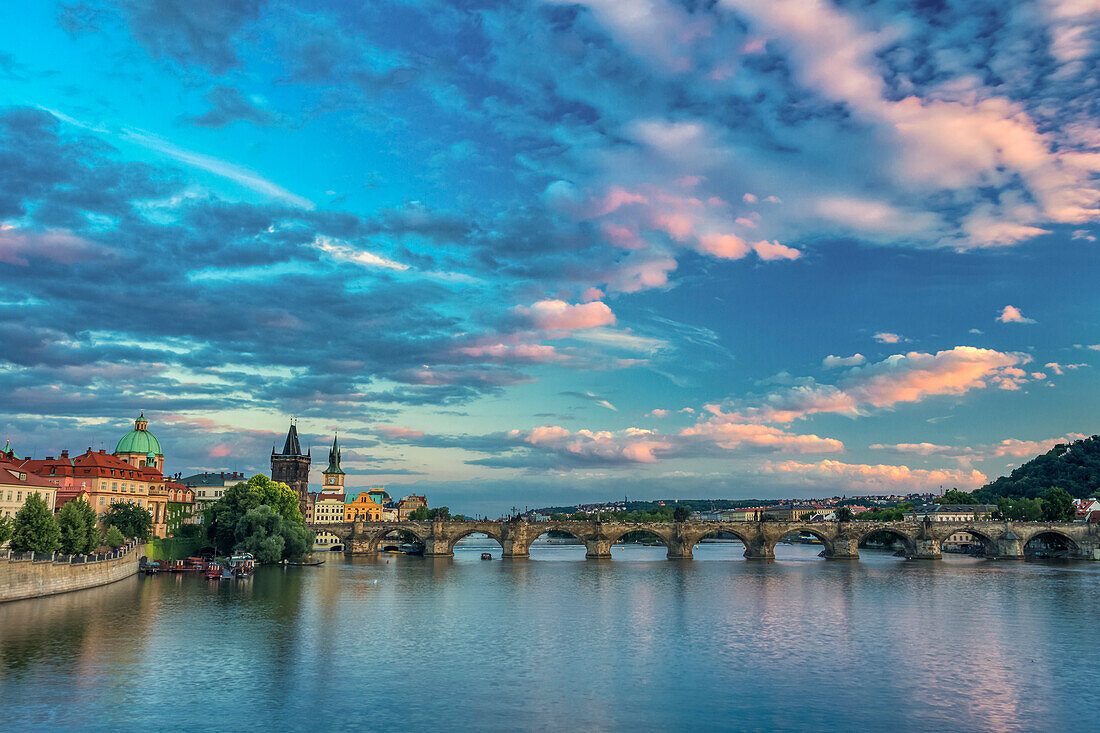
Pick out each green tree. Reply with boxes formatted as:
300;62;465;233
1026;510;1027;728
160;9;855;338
0;515;12;545
103;503;153;540
834;506;853;522
207;475;300;554
10;494;61;553
673;506;690;522
57;499;100;554
104;525;125;549
233;505;314;563
940;489;978;505
1041;487;1075;522
996;496;1044;521
410;506;451;521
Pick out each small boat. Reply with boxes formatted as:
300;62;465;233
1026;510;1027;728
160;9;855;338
204;564;223;579
143;561;160;575
226;554;256;577
481;553;492;560
286;559;325;566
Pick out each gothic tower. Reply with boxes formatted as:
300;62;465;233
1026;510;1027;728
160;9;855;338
322;434;345;495
272;420;311;514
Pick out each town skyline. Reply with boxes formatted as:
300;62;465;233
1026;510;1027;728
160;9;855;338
2;2;1100;516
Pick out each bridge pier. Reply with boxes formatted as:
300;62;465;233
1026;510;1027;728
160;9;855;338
824;534;859;560
585;538;613;559
908;537;942;560
744;542;774;561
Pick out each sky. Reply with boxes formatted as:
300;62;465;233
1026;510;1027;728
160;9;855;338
1;0;1099;515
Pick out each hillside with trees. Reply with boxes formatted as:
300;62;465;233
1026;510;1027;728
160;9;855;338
976;435;1100;501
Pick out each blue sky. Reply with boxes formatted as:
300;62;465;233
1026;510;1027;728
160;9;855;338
1;0;1099;514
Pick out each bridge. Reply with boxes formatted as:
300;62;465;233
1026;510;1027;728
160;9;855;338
310;519;1100;561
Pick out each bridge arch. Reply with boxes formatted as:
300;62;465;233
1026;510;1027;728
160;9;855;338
688;525;753;553
445;526;505;553
768;524;835;557
938;526;997;556
367;525;430;552
855;527;918;557
524;525;589;557
1022;529;1080;558
605;525;673;551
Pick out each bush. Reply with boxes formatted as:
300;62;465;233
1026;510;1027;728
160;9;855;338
11;494;61;553
0;515;12;545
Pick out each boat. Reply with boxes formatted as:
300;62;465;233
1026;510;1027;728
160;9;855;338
226;554;256;577
481;553;492;560
286;559;325;566
142;560;160;575
204;563;223;579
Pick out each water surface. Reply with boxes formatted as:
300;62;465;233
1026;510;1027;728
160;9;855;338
1;542;1095;732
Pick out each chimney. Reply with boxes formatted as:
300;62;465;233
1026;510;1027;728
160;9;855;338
220;471;225;478
61;450;68;458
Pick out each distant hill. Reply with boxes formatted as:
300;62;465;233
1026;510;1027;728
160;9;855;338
976;435;1100;501
534;499;769;515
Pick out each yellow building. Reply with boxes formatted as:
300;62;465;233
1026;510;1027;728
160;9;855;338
0;459;58;519
345;492;383;522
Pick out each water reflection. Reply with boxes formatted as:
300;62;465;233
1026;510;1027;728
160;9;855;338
2;544;1098;732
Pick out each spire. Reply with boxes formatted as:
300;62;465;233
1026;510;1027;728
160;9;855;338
279;421;303;456
325;433;344;475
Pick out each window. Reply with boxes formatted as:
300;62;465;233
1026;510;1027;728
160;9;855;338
112;482;118;491
99;497;105;505
16;492;22;501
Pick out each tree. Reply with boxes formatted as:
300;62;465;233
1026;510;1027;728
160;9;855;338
103;503;153;540
10;494;61;553
57;499;100;554
410;506;451;521
673;506;690;522
760;513;779;522
207;475;303;554
0;515;12;545
995;496;1043;521
104;525;125;549
834;506;853;522
940;489;978;505
233;505;314;563
1042;487;1075;522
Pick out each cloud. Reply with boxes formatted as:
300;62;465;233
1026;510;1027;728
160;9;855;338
679;420;843;454
518;425;672;465
997;305;1036;324
375;426;425;439
735;346;1033;423
184;86;282;128
647;409;670;418
560;391;618;411
515;299;616;331
991;433;1089;457
763;459;987;492
822;353;865;369
310;235;408;271
0;228;114;266
873;332;901;344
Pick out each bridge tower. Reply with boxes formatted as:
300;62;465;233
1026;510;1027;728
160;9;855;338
272;419;311;516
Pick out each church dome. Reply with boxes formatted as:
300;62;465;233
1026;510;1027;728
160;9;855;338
115;412;163;456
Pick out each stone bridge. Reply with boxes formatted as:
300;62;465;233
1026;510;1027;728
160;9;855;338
308;519;1100;560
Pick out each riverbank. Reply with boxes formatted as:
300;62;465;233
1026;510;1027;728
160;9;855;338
0;541;142;603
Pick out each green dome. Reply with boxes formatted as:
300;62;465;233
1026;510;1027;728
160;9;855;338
115;413;162;456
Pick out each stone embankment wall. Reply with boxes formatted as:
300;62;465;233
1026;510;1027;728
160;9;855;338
0;542;142;603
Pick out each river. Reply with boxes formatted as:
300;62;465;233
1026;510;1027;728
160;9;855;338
1;541;1097;732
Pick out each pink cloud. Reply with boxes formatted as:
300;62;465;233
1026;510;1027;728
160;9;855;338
601;222;647;250
457;342;566;364
0;228;112;266
517;425;672;464
647;409;670;418
997;305;1036;323
606;254;677;293
516;299;616;331
764;459;987;491
874;332;901;343
581;287;605;302
209;444;232;458
376;425;425;439
733;346;1032;423
698;233;750;259
592;186;648;217
680;419;843;453
992;433;1088;457
742;193;758;203
752;239;801;260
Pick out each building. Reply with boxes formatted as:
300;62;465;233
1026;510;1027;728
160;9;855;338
943;531;981;551
397;494;427;520
322;434;345;493
314;493;346;523
164;480;197;534
180;471;248;509
44;448;167;536
763;505;819;521
271;421;311;517
345;492;384;522
1074;498;1100;519
114;411;164;472
0;454;57;519
903;504;997;522
728;507;766;521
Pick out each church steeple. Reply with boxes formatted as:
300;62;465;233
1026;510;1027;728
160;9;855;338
322;433;345;493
